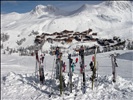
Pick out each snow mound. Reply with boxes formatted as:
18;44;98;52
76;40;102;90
2;72;133;100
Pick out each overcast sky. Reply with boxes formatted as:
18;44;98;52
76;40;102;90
1;1;104;14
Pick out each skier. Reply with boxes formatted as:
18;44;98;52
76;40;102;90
71;62;75;72
40;53;45;63
89;61;94;71
71;58;78;72
62;62;66;72
75;58;78;63
55;46;60;58
89;60;96;80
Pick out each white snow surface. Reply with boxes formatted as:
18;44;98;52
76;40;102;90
1;50;133;100
1;1;133;99
1;1;133;49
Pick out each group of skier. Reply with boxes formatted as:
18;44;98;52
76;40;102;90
34;32;119;96
54;46;96;78
36;45;118;88
36;45;97;84
34;34;98;96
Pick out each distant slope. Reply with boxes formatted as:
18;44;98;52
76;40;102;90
117;52;133;61
1;1;133;49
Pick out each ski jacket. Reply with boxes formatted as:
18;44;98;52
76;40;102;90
63;63;66;68
76;58;78;63
55;49;60;57
71;63;75;68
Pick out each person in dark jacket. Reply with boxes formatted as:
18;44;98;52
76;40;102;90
89;61;94;71
55;47;60;58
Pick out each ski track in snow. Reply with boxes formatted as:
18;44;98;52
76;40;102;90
1;50;133;100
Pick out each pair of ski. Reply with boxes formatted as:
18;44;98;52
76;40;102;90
55;53;66;96
34;39;45;85
68;54;79;94
35;50;45;85
79;54;86;94
80;46;97;92
91;47;97;90
110;53;118;83
49;56;62;97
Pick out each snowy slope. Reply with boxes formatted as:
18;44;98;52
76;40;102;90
1;1;133;99
1;50;133;100
1;1;133;49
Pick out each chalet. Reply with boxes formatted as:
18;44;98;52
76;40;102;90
62;30;73;34
65;37;73;43
56;35;62;38
61;35;68;38
74;36;81;41
53;32;60;35
88;28;92;33
85;35;93;40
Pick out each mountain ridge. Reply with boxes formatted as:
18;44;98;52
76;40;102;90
1;1;133;50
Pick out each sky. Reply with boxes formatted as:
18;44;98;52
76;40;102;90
1;1;103;14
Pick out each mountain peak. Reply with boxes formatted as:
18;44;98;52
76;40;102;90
30;4;60;16
70;4;91;15
103;1;132;11
81;4;89;8
78;4;90;11
35;4;45;9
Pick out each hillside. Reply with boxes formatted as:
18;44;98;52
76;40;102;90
1;1;133;52
1;1;133;100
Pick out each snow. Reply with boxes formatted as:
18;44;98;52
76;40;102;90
30;4;68;16
1;1;133;100
1;1;133;49
1;50;133;100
